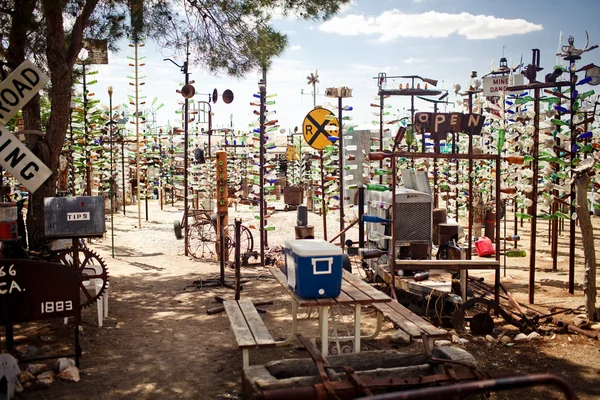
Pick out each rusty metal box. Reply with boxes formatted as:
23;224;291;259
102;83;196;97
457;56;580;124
44;196;105;238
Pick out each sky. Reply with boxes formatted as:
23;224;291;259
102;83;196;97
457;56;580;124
90;0;600;141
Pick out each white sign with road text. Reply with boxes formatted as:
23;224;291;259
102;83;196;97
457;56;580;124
0;60;51;192
0;60;49;124
0;125;52;192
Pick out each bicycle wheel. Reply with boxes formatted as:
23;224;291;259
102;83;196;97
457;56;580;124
224;224;254;266
187;219;217;259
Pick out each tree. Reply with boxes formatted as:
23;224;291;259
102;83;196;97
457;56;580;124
0;0;351;249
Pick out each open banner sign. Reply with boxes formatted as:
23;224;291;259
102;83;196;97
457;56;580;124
0;60;52;192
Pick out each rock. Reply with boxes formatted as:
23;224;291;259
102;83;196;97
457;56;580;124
15;345;28;356
56;366;80;383
500;335;512;344
36;371;55;380
390;329;411;345
527;332;542;341
451;334;460;344
15;380;24;393
458;338;470;345
35;376;54;387
589;323;600;331
22;381;35;390
26;363;48;375
485;335;497;343
514;333;528;342
54;358;76;373
434;340;452;347
572;314;588;327
18;370;35;383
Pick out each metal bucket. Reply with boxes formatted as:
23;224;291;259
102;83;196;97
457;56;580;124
0;202;18;241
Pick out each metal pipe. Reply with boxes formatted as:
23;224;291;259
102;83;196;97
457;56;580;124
353;374;577;400
182;41;190;256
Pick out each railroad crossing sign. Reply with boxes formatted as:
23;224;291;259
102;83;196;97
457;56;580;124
0;59;52;192
302;107;339;150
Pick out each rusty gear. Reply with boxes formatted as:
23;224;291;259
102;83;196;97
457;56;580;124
50;248;109;308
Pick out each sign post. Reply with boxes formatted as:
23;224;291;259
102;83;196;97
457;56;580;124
302;108;339;240
0;60;52;192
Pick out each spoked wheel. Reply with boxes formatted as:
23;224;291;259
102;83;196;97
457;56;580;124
224;224;254;267
51;248;109;308
187;219;217;259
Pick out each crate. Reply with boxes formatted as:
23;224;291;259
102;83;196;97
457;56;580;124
284;239;342;299
283;186;303;206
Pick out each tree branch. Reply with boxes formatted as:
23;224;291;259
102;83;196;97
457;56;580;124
66;0;100;67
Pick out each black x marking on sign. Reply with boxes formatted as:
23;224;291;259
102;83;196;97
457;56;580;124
305;113;337;146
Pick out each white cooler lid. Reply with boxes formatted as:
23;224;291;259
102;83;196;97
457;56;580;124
285;239;342;257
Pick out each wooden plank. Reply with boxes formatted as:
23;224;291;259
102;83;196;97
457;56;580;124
238;300;275;348
223;300;256;349
373;303;422;337
387;301;448;338
339;279;373;305
343;270;391;303
395;260;500;270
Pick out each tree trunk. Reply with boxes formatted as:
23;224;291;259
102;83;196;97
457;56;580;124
574;172;598;321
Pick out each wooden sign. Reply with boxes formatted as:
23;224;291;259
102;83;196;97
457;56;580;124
415;112;485;141
483;74;524;97
0;260;79;324
302;107;339;150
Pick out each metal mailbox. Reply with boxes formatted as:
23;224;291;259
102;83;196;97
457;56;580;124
44;196;105;238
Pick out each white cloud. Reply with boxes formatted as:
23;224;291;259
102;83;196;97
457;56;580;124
403;57;424;64
318;9;543;41
289;45;302;51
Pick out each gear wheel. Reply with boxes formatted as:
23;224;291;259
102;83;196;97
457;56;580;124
50;248;109;308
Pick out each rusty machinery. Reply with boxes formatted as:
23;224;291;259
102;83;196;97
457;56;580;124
254;334;492;400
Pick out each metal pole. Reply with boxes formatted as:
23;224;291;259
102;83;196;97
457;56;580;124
259;70;266;266
568;58;576;295
121;139;126;215
108;86;115;258
135;41;141;228
320;151;327;241
528;88;541;304
467;92;474;261
338;96;345;250
358;186;365;248
183;40;190;257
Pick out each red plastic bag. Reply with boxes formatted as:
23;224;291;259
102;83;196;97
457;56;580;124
475;236;495;257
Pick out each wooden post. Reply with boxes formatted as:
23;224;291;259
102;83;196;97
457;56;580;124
574;168;598;321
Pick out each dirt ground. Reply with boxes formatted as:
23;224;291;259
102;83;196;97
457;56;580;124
7;198;600;400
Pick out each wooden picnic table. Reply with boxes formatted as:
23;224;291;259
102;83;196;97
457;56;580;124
269;267;391;356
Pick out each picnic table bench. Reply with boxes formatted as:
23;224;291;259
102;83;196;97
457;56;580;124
223;299;275;368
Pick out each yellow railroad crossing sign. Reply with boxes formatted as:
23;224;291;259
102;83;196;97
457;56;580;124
302;107;339;150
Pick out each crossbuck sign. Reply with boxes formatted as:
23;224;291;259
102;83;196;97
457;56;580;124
0;60;52;192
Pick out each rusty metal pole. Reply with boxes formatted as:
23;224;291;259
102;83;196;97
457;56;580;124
338;96;345;250
528;87;541;304
568;57;577;294
259;74;266;266
379;90;384;184
467;91;474;261
320;151;327;241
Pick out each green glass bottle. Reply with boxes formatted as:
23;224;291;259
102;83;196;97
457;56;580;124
366;183;391;192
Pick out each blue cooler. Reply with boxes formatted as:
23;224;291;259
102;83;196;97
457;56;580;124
284;239;343;299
